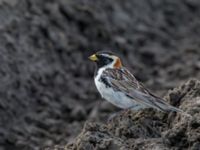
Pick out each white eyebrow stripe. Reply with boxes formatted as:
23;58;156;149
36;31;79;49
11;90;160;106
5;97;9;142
110;55;117;60
101;54;117;60
101;54;110;57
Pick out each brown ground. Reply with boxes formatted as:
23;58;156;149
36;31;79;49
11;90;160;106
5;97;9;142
0;0;199;150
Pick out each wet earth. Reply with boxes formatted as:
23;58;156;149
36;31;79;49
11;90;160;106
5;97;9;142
0;0;199;150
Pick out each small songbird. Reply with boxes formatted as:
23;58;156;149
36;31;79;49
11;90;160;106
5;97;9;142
88;51;184;113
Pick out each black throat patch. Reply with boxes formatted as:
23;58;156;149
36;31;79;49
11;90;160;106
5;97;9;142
99;77;111;88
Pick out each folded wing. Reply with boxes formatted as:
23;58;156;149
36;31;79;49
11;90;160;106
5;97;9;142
101;68;183;113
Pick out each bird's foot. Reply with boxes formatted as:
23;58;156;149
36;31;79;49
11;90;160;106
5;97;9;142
107;109;129;123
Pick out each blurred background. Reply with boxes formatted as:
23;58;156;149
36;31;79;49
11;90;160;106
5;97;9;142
0;0;200;149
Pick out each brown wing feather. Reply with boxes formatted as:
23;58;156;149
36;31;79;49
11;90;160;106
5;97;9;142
102;67;149;94
101;67;183;112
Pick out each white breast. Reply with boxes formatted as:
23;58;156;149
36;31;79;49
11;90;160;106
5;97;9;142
94;68;141;109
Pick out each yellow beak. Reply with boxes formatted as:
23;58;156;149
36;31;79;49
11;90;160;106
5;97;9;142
88;54;98;61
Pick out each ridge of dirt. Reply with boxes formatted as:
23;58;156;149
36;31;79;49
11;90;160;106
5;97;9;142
49;79;200;150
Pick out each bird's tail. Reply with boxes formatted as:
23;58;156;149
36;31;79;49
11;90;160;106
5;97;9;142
157;101;182;112
131;89;191;117
153;98;191;117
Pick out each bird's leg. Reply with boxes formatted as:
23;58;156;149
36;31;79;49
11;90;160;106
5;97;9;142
107;109;126;122
107;105;144;123
107;108;129;123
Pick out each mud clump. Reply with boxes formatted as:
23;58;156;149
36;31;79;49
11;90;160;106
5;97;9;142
50;79;200;150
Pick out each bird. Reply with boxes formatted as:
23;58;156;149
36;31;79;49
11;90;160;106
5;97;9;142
88;51;185;113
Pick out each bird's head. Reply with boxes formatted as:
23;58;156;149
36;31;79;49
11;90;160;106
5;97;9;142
89;51;122;69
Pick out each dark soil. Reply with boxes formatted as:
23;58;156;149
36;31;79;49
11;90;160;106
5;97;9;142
0;0;199;150
50;79;200;150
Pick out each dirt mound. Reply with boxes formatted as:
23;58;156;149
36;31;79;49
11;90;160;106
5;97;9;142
50;79;200;150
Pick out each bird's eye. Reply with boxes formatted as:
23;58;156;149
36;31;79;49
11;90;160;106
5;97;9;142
105;57;113;64
99;55;113;64
96;55;113;67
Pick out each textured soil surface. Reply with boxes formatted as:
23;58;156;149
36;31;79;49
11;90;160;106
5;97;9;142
64;79;200;150
0;0;199;150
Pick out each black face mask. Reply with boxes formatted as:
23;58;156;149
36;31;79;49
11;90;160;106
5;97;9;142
96;55;113;68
